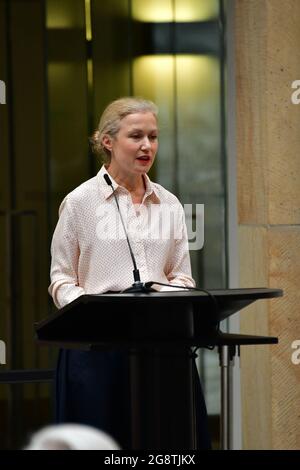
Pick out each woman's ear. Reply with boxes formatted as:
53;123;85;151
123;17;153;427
102;134;113;152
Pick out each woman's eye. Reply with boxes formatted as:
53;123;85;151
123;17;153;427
150;135;158;140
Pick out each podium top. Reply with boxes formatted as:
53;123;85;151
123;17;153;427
89;287;282;301
61;287;283;319
36;288;283;347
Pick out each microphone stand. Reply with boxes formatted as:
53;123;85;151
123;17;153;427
122;279;156;293
104;173;155;293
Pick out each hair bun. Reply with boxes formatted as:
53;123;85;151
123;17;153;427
93;130;100;141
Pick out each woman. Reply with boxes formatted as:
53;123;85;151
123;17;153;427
49;97;211;449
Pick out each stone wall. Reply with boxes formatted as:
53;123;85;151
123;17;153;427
234;0;300;449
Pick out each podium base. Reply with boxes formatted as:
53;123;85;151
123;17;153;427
122;282;156;293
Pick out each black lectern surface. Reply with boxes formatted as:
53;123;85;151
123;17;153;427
35;288;283;449
36;288;282;347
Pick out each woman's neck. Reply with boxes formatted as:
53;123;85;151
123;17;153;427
106;165;145;193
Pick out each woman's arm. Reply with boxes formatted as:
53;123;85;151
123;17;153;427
48;198;85;309
161;203;196;291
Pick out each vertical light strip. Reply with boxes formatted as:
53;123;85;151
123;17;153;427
85;0;93;91
172;0;179;196
87;58;93;91
85;0;92;41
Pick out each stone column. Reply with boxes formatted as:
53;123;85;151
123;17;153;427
234;0;300;449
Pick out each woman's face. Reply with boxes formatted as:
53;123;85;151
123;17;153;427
104;112;158;177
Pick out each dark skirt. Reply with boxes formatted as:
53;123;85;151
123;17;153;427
55;349;211;449
55;349;131;448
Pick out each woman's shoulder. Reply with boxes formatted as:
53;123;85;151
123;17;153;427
58;176;99;215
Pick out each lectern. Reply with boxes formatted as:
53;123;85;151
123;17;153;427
35;288;283;450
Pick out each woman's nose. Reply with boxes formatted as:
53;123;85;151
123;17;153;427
141;137;150;149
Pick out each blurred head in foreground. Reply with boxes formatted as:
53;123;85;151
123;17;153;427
24;424;120;450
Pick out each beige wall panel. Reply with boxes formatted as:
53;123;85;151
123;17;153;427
235;0;300;449
238;225;268;291
235;1;269;225
239;225;272;449
268;227;300;449
266;1;300;225
236;0;300;226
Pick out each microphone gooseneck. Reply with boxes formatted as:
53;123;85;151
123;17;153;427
103;173;154;293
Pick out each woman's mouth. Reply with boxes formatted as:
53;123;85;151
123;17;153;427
136;155;151;164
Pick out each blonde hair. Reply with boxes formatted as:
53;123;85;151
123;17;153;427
90;96;158;163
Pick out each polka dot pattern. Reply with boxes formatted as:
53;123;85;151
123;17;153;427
49;166;195;308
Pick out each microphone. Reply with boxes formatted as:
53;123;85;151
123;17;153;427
103;173;154;293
